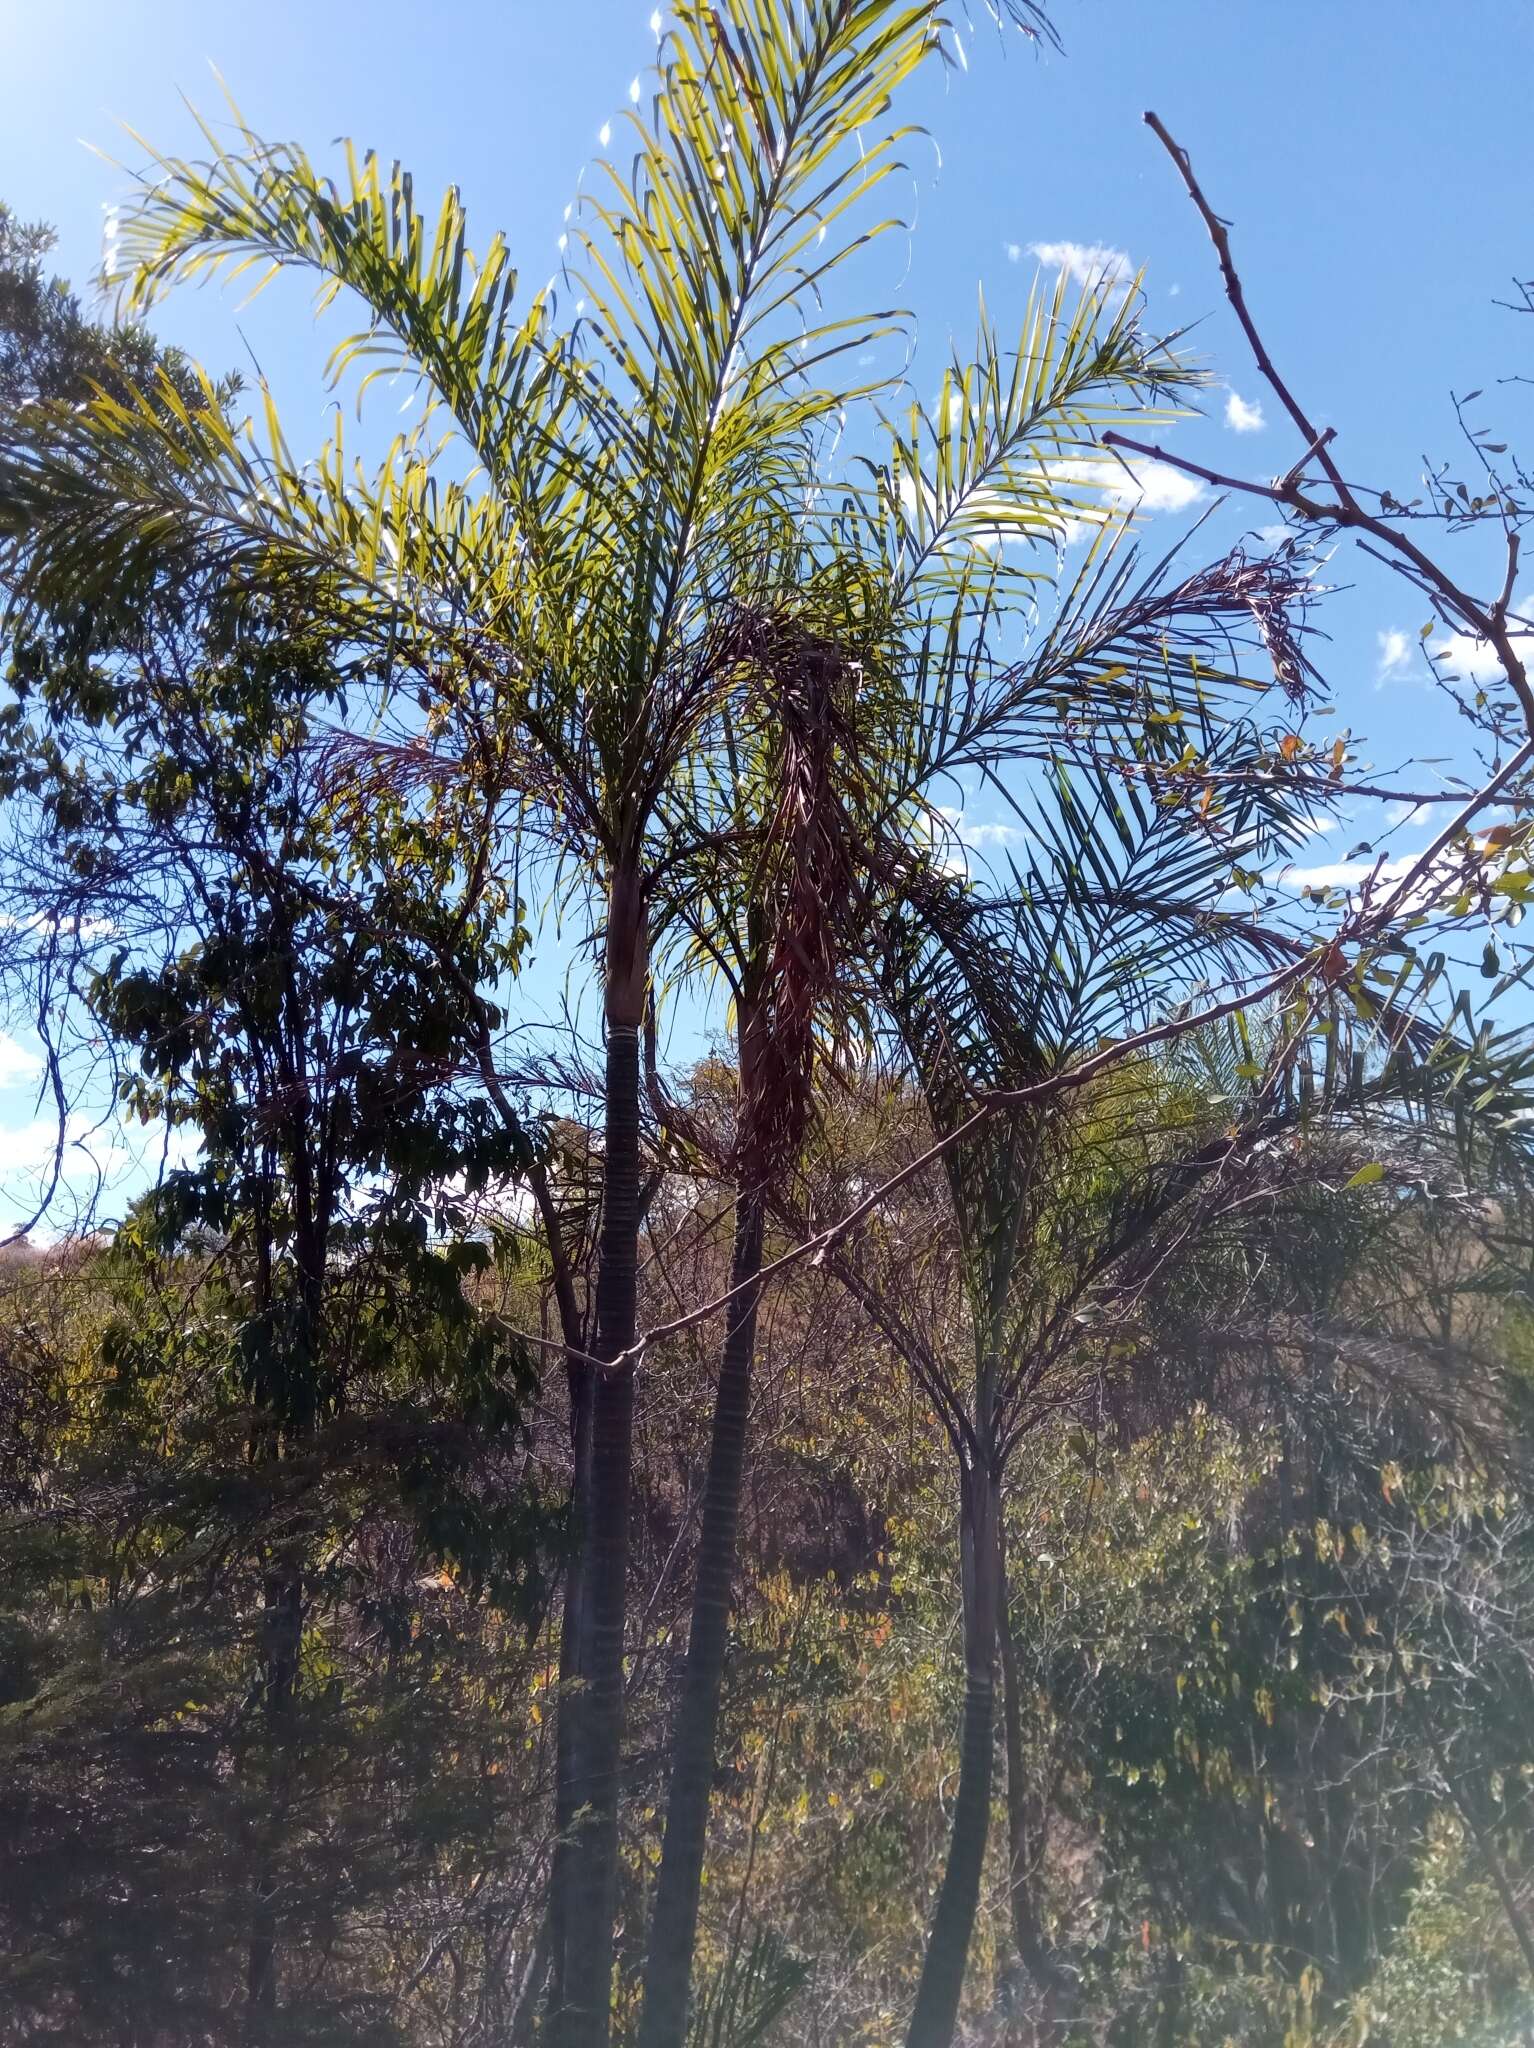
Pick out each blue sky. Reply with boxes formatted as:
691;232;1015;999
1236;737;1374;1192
3;0;1532;1230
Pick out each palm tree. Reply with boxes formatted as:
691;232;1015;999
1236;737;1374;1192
0;8;1316;2038
840;720;1534;2045
0;11;973;2030
632;279;1330;2037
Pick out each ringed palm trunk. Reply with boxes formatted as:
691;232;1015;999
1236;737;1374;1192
636;1181;768;2048
557;867;648;2048
906;1457;1001;2048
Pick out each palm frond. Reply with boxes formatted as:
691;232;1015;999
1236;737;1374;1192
567;0;971;687
880;527;1321;828
107;99;602;502
0;366;522;652
865;268;1202;613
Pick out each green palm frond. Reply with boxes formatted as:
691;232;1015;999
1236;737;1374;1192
107;97;604;501
0;365;527;651
881;718;1309;1102
865;269;1201;611
873;710;1321;1327
574;0;931;435
566;0;970;690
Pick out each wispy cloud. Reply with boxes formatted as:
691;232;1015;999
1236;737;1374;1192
1280;857;1396;891
0;1111;133;1189
956;818;1022;850
1024;240;1133;293
0;1109;200;1232
1376;628;1412;682
1432;631;1502;682
1224;390;1265;434
1434;629;1523;682
929;809;1025;879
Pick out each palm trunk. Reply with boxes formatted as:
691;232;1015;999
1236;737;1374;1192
637;1185;767;2048
557;870;647;2048
549;1356;594;2027
906;1462;1000;2048
996;1516;1069;2038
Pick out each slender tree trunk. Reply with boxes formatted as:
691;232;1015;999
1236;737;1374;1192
557;870;648;2048
511;1907;556;2047
996;1517;1070;2041
243;1230;307;2044
549;1356;594;2026
906;1463;1000;2048
506;1125;588;2031
246;1553;301;2040
637;1186;767;2048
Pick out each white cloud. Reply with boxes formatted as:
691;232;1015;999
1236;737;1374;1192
896;445;1207;567
928;809;1025;879
956;818;1022;850
0;911;117;940
1376;628;1412;681
1005;241;1023;263
1224;389;1265;434
1052;453;1205;517
1277;846;1469;916
1431;595;1534;683
1116;460;1205;513
0;1032;42;1091
0;1108;202;1236
1280;859;1378;891
0;1112;145;1180
0;1115;68;1179
1433;630;1513;682
1026;240;1133;294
